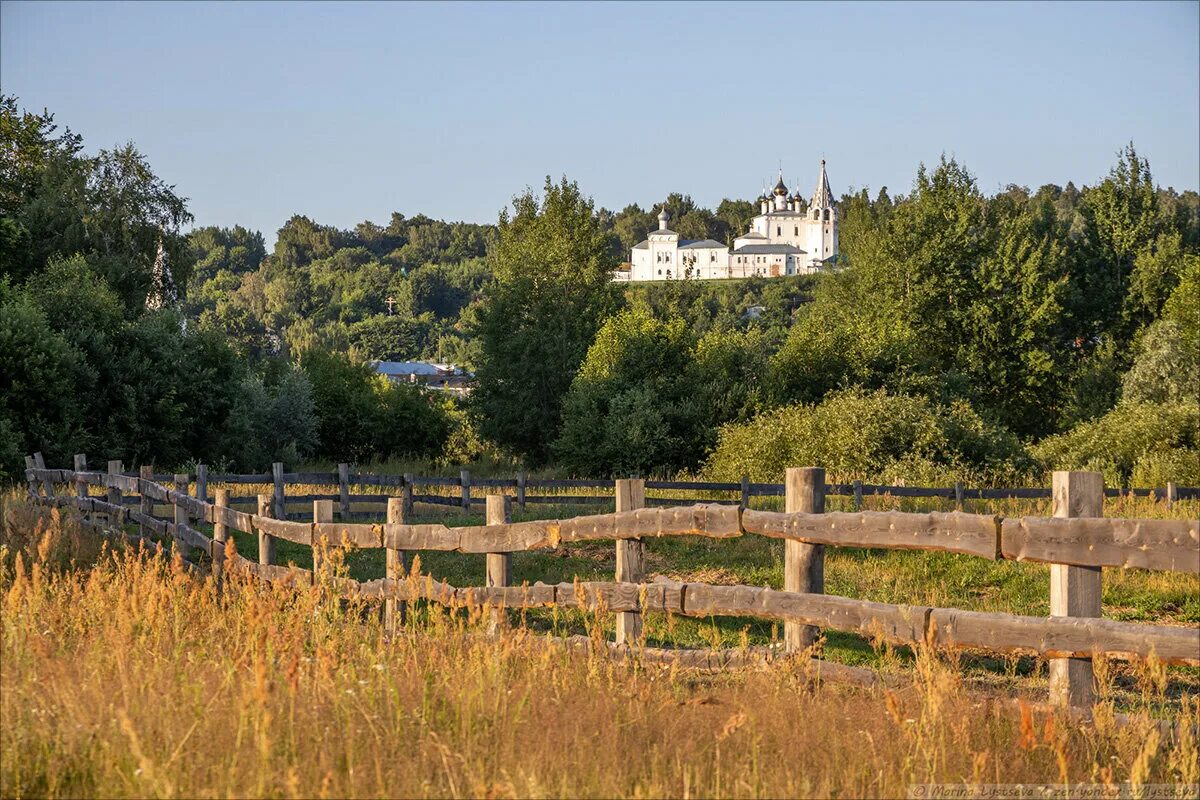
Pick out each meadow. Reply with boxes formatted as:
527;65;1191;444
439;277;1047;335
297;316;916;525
2;492;1199;798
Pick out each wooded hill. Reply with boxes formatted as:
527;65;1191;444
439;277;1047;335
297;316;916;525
2;94;1197;487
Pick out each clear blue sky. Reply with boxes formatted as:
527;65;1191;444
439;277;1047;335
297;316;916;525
2;0;1197;241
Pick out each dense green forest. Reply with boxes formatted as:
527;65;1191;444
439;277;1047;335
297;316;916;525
1;95;1196;486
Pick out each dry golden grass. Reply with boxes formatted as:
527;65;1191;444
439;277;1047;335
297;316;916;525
1;502;1198;799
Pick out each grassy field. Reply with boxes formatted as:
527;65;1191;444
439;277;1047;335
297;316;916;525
169;485;1199;703
2;503;1198;799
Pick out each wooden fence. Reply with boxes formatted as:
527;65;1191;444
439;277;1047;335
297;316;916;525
21;454;1200;710
30;457;1196;519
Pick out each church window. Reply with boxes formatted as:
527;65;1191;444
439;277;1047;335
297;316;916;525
794;226;799;235
776;226;781;236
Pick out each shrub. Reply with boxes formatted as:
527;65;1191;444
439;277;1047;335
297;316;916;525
702;388;1032;485
1031;401;1199;487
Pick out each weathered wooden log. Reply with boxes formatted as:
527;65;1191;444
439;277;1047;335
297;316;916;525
338;464;351;520
212;488;228;582
615;479;646;645
557;504;741;543
929;608;1199;665
271;463;286;520
312;522;382;548
1047;471;1104;708
1001;516;1199;573
784;467;825;652
458;520;556;553
281;472;339;484
32;452;52;497
743;508;1001;559
385;497;408;632
74;455;88;501
684;583;931;645
169;522;212;553
390;577;1198;666
209;473;272;484
127;509;169;536
253;516;313;545
312;500;333;576
257;495;275;566
228;553;312;586
381;504;740;554
139;479;169;502
211;503;254;533
485;495;512;634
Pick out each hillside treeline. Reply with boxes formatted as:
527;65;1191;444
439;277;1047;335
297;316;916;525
1;95;1196;485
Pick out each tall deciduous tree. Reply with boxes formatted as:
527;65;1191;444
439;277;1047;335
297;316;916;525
472;177;617;463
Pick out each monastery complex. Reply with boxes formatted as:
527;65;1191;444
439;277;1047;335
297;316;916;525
621;160;839;281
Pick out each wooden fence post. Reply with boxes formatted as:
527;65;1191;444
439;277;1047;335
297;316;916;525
785;467;825;652
852;479;863;511
1049;470;1103;708
386;497;408;633
402;473;414;519
460;469;471;511
954;481;964;511
740;474;750;511
517;470;527;512
485;494;512;634
173;473;189;550
33;452;51;497
213;488;228;585
74;454;88;501
1166;481;1177;511
338;463;351;521
108;460;124;528
615;478;646;645
196;464;208;504
24;455;37;498
272;462;285;521
257;494;275;566
139;465;153;538
313;499;332;578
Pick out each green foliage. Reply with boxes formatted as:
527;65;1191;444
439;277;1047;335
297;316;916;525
1;95;193;314
553;309;704;475
299;349;449;463
4;92;1197;485
771;159;1075;437
436;396;504;468
1120;320;1199;406
219;367;319;469
0;278;85;478
703;388;1032;485
472;177;617;463
1031;402;1199;487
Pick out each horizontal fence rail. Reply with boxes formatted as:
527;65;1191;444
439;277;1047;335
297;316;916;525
21;455;1200;708
94;465;1199;513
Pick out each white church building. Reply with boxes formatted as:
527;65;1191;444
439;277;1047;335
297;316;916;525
623;160;839;282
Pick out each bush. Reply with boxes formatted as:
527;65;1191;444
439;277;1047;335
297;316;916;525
552;309;705;476
1121;318;1199;406
300;350;449;463
702;388;1032;485
1031;401;1199;487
